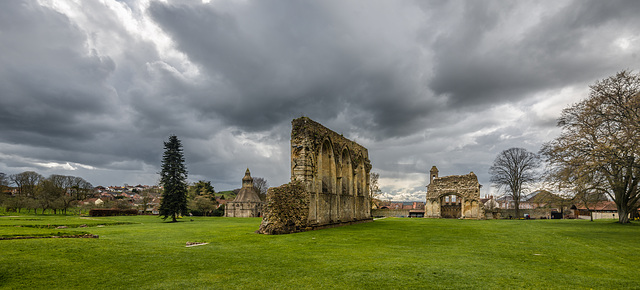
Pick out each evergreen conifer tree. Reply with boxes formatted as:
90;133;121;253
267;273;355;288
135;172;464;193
159;135;188;222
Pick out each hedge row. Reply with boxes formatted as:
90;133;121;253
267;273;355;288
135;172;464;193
89;208;138;216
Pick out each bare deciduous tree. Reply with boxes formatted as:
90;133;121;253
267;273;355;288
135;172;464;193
489;148;540;218
0;173;8;191
543;163;608;221
9;171;43;213
253;177;269;201
0;173;8;206
541;70;640;223
69;177;93;201
10;171;42;198
369;172;381;208
0;173;8;197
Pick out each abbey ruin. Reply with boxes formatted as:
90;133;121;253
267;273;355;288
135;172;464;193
425;166;484;219
290;117;372;227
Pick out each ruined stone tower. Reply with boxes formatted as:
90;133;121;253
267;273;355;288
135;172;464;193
430;166;439;184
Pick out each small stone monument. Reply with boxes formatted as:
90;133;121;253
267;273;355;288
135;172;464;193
224;168;264;217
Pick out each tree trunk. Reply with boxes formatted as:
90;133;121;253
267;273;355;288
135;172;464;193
172;214;177;222
618;206;630;223
590;211;593;222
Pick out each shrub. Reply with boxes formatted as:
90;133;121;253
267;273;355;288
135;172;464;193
212;204;225;217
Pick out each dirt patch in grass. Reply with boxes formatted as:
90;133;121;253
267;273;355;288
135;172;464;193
0;234;99;240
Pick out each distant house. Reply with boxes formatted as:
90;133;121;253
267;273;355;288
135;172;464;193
83;198;98;206
148;197;161;214
496;191;565;210
215;198;227;208
571;201;619;220
100;192;115;200
493;191;574;219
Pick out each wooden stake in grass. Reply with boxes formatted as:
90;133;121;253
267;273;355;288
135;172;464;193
185;242;208;247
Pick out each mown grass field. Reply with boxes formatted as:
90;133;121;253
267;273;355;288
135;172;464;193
0;214;638;289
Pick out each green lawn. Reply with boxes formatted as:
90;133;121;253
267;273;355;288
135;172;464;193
0;215;638;289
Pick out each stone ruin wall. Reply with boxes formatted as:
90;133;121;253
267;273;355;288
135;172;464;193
425;170;484;219
290;117;372;227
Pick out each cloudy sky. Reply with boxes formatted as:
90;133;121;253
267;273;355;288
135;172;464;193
1;0;638;201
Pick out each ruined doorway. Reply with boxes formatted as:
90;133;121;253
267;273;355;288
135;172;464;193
440;195;461;218
426;166;483;219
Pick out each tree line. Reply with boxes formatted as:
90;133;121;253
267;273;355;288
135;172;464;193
0;171;93;214
489;70;640;223
0;168;266;217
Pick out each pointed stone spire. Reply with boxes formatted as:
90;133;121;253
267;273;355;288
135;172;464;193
242;168;254;188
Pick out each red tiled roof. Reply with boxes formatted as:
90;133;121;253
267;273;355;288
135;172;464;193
574;201;617;211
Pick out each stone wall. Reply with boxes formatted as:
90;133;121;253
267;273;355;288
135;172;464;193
372;209;408;218
257;181;309;235
225;201;263;218
499;208;556;219
290;117;372;227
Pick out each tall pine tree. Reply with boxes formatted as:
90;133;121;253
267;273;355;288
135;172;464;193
159;135;188;222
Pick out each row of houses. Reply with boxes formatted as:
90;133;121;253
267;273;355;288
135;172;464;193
81;190;162;214
372;191;630;220
492;191;623;220
95;184;160;194
82;187;231;215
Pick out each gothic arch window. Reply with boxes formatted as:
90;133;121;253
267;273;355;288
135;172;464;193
318;139;336;194
355;155;366;196
340;148;352;196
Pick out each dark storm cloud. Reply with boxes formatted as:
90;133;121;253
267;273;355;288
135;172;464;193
0;1;169;178
1;0;639;198
0;1;117;145
148;0;435;139
428;0;640;108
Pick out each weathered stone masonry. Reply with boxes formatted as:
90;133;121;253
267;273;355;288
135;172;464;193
290;117;372;226
425;166;484;219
